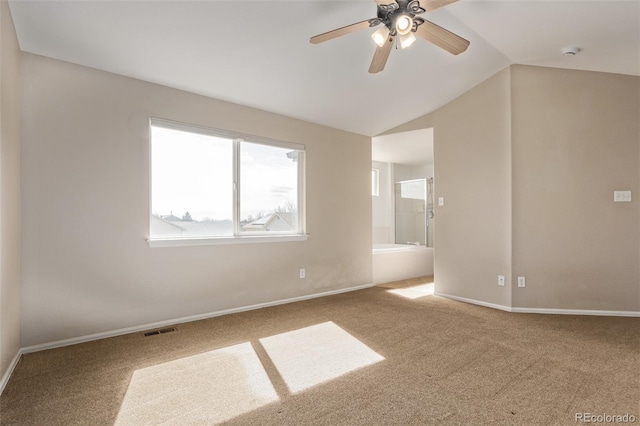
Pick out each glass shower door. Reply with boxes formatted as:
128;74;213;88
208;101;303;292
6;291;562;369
394;179;426;246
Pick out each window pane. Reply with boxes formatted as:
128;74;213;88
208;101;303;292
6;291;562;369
151;126;233;238
372;169;379;196
400;180;425;200
239;142;299;233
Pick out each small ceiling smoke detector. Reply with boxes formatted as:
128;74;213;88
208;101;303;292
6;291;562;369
561;47;581;57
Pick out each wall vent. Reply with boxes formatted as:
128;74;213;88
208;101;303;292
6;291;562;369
143;327;176;337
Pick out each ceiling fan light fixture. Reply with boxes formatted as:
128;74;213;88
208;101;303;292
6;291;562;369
395;15;413;36
399;31;416;49
371;26;390;48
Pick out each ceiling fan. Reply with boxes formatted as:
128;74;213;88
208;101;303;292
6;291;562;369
310;0;470;74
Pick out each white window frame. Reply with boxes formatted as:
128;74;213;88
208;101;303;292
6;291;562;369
148;118;307;247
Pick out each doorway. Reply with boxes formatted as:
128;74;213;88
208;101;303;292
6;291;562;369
372;128;434;248
371;128;435;282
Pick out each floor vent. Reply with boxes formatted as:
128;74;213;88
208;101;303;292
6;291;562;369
143;327;176;337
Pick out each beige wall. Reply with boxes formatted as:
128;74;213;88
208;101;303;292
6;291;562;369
0;0;21;381
20;53;372;347
384;65;640;313
511;65;640;311
12;48;640;356
383;68;513;307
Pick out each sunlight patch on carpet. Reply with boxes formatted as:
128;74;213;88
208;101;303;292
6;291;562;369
387;283;434;299
259;321;384;394
115;342;278;425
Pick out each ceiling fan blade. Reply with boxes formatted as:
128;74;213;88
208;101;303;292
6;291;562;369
369;35;394;74
418;0;459;13
374;0;398;6
415;20;470;55
310;20;376;44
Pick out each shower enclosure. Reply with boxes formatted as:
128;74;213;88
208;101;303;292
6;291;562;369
394;178;434;247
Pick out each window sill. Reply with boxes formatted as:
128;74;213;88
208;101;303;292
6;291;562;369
147;234;309;248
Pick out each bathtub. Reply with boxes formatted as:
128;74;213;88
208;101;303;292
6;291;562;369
372;243;434;285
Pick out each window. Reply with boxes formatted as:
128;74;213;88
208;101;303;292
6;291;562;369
372;168;379;196
150;118;305;245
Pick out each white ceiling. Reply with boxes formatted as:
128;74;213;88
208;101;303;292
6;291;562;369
372;128;433;165
8;0;640;137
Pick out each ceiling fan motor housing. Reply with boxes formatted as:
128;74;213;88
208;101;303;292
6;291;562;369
376;0;426;36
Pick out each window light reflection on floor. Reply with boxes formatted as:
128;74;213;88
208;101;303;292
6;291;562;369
115;322;384;424
386;283;435;299
259;321;385;394
115;342;279;425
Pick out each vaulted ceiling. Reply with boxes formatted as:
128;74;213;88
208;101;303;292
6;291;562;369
8;0;640;136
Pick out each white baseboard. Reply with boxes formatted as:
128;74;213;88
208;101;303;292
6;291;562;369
435;293;512;312
435;292;640;317
0;349;23;395
509;307;640;317
20;283;376;355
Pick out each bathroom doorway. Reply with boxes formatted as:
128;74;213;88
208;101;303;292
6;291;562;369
372;128;434;247
371;128;435;281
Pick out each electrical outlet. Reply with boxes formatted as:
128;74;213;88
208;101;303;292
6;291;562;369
438;197;444;206
299;269;305;279
498;275;505;286
614;191;631;202
517;276;526;288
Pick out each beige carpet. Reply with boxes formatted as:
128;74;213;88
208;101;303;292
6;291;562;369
1;277;639;425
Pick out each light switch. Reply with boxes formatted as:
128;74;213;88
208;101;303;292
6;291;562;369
438;197;444;207
614;191;632;202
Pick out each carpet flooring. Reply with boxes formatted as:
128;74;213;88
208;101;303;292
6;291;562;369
1;277;639;425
